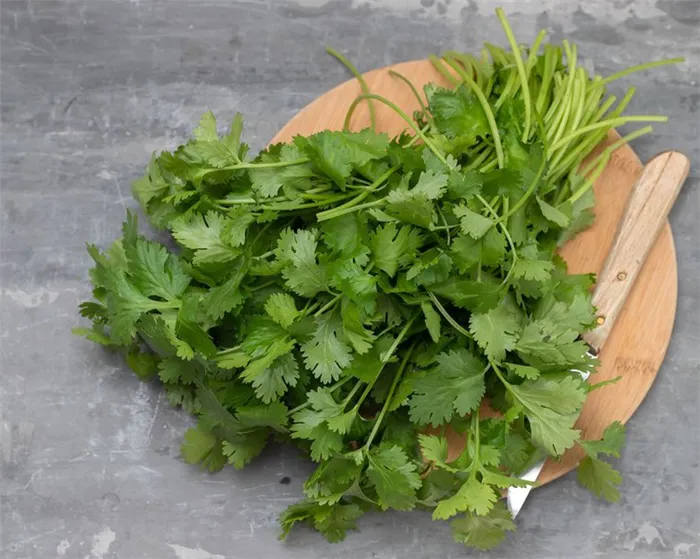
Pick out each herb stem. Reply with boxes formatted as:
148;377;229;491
326;46;377;132
496;8;532;140
427;292;472;339
443;57;505;169
599;57;684;86
363;340;416;450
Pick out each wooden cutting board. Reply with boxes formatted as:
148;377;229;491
269;60;678;486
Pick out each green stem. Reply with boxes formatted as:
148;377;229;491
580;125;653;177
549;115;667;152
427;291;472;339
476;194;517;263
468;407;481;480
443;58;505;169
316;165;399;221
363;340;416;450
388;69;428;116
344;93;449;165
313;294;342;317
217;157;309;172
496;8;531;141
287;377;352;415
428;54;460;86
499;151;547;222
353;317;416;412
566;152;611;204
599;57;685;86
326;46;376;132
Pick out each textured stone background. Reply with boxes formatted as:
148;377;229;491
1;1;699;558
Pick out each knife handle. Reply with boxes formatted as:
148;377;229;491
582;151;690;354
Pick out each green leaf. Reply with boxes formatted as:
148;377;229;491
321;213;371;263
510;258;555;282
579;421;626;459
516;320;590;370
433;477;498;519
421;302;441;343
418;433;449;465
366;445;422;511
450;502;516;550
505;363;540;380
250;353;300;403
171;211;241;265
125;350;159;379
181;425;225;472
222;432;268;470
413;170;448;200
385;187;435;229
157;357;201;384
200;260;248;321
340;301;375;354
409;349;486;426
276;228;328;297
426;85;490;143
224;112;244;157
250;143;313;197
507;376;586;456
264;292;300;328
279;500;364;543
124;237;190;301
193;111;219;142
301;312;354;383
577;456;622;502
537;196;570;228
175;295;217;358
469;299;523;361
370;223;423;277
131;154;172;209
295;130;386;188
453;204;493;239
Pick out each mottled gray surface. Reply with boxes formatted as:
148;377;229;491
1;1;699;558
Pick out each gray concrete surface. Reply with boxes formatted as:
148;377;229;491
1;1;698;558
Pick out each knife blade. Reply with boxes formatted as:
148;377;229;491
506;150;690;518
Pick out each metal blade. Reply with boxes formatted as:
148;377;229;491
505;364;592;519
507;460;546;518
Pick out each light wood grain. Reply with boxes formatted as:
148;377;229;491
583;151;689;353
269;60;679;487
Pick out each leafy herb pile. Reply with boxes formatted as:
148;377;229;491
75;9;678;550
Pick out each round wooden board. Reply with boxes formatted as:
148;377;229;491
269;60;678;486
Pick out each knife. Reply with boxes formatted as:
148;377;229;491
507;150;690;519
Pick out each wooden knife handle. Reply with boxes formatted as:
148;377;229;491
582;151;690;354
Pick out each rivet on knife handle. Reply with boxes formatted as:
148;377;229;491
582;151;690;353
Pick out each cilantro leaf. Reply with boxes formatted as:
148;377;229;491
276;228;328;297
507;376;586;455
171;211;241;265
409;349;486;426
453;204;493;239
222;433;267;470
421;302;441;343
580;421;626;458
433;477;498;519
426;84;490;143
469;299;523;361
301;312;354;383
366;445;422;511
264;292;300;328
577;457;622;502
279;500;364;543
450;502;516;550
181;425;226;472
370;223;423;277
